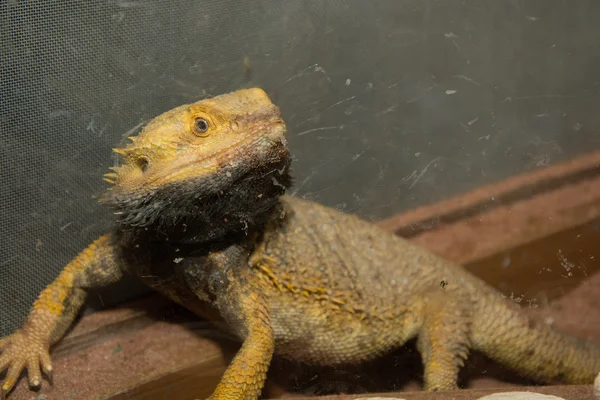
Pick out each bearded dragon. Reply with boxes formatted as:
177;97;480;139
1;88;599;400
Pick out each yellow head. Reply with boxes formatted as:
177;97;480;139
101;88;291;241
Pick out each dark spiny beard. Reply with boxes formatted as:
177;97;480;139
103;148;292;244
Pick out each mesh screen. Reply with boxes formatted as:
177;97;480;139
2;0;600;336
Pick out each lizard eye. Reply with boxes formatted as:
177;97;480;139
194;118;210;136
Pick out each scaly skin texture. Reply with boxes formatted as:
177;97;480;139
1;88;599;399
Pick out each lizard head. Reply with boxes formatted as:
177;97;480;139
101;88;292;242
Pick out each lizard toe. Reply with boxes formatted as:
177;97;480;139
0;353;10;373
0;337;9;352
27;356;42;388
44;367;53;386
1;359;26;399
40;351;53;385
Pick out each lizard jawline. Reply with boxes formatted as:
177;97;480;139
105;144;292;244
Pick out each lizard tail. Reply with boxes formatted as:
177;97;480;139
471;291;600;384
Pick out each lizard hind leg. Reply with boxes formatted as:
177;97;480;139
415;290;473;391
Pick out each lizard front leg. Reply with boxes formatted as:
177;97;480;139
0;234;123;398
209;287;274;400
183;247;274;400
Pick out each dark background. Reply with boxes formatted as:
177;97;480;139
2;0;600;336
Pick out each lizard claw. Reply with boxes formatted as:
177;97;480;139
45;368;53;386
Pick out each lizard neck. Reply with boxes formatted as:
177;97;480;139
115;165;292;245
